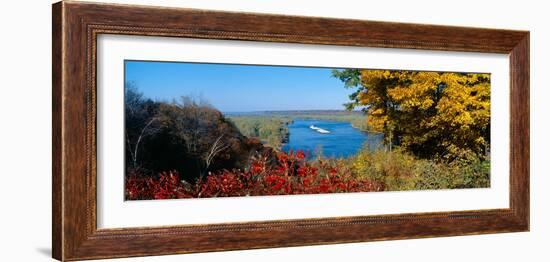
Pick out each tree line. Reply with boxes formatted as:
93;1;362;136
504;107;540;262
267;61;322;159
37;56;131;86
124;83;268;181
229;116;292;149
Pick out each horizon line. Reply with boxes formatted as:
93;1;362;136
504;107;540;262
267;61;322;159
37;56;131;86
223;109;364;114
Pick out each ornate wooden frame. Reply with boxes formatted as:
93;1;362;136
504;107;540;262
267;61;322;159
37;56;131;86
52;1;530;261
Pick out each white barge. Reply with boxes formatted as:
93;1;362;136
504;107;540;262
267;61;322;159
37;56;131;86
309;125;330;134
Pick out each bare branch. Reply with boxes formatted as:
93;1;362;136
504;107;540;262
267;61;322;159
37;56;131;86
133;118;157;167
204;134;229;170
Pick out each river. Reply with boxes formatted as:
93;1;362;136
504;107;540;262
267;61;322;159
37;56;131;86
282;119;383;159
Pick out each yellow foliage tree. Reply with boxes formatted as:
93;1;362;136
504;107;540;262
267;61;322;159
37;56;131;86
333;69;490;161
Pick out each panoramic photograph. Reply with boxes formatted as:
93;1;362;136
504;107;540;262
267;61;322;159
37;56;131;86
124;61;491;200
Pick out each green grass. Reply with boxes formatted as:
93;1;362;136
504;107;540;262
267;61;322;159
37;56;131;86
348;147;490;191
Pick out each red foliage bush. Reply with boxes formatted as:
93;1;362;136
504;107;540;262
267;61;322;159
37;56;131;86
125;150;383;200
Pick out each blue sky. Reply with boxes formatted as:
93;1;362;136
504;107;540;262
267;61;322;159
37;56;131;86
124;60;354;112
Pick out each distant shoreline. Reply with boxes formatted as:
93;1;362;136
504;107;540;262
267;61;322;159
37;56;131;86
224;109;364;116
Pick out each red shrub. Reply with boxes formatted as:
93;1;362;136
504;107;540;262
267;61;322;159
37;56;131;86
198;171;244;197
125;150;383;200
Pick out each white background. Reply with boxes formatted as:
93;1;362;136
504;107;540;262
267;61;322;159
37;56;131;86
0;0;547;261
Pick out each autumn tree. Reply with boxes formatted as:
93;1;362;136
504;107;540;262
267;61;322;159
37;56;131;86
124;85;267;181
156;96;264;179
333;69;490;161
